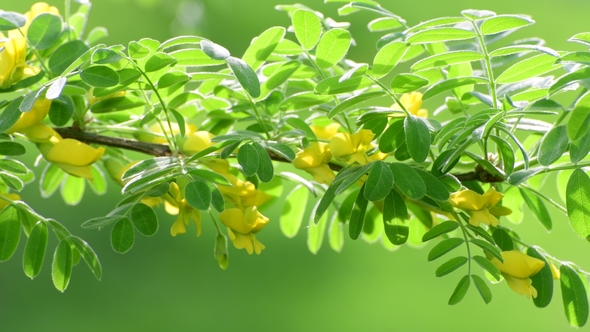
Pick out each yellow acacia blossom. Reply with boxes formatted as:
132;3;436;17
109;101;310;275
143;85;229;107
31;125;105;179
449;187;511;227
0;37;40;89
329;129;385;165
219;206;269;255
0;193;21;211
310;122;340;140
165;182;202;237
6;98;51;134
293;141;335;184
491;250;545;299
391;92;428;118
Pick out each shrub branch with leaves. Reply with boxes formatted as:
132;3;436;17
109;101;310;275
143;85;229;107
0;0;589;328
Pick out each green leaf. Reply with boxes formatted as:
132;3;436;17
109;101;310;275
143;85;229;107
378;119;404;153
490;136;515;175
40;164;65;198
436;256;468;277
329;213;344;252
0;11;26;30
472;255;501;281
404;115;430;163
423;76;488;100
200;40;230;60
390;74;429;93
48;40;90;75
569;32;590;47
128;40;150;59
0;159;28;174
130;203;158;236
0;97;24;133
508;167;544;186
448;275;471;305
414;169;450;201
567;91;590;141
144;52;177;72
406;28;476;44
51;240;73;292
470;238;503;262
185;181;212;210
316;28;351;69
389;163;426;199
328;91;386;119
519;187;552;231
349;185;369;240
243;26;285;70
496;54;561;84
90;96;145;113
280;185;309;238
27;13;62;50
383;213;409;246
265;142;295;161
527;247;554;308
335;164;372;195
372;41;409;78
46;76;67;100
471;274;492;304
187;169;230;186
111;217;134;254
170;49;225;66
68;236;102;280
566;169;590;240
492;228;514;251
368;17;403;32
237;143;259;177
0;172;23;191
560;264;589;327
550;67;590;96
23;221;48;279
0;204;20;261
405;17;468;34
461;9;496;20
80;65;120;88
292;9;322;50
92;48;124;64
227;57;260;98
60;175;85;206
428;237;464;261
308;203;329;254
253;142;273;182
538;125;568;166
364;161;393;201
261;61;301;93
81;215;124;230
480;15;534;35
411;51;484;72
49;96;74;126
490;44;559;58
422;220;459;242
314;75;374;95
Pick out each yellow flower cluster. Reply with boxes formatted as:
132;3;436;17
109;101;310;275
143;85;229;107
490;250;545;299
449;187;511;227
8;99;104;179
165;181;203;237
0;3;59;88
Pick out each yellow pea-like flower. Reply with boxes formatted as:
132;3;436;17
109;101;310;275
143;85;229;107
449;187;510;227
39;135;105;180
219;206;269;255
6;98;51;134
165;182;202;237
0;37;41;89
391;92;428;118
491;250;545;299
310;122;340;140
330;129;376;165
292;141;334;184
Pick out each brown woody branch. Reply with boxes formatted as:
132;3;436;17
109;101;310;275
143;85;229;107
54;127;501;183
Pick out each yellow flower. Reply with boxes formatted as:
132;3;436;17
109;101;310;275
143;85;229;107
0;37;41;88
219;206;269;255
216;171;271;209
6;98;51;134
0;193;20;211
165;182;202;237
34;126;105;179
310;122;340;140
329;129;375;165
449;187;510;227
391;92;428;118
293;141;334;184
491;250;545;299
182;130;215;155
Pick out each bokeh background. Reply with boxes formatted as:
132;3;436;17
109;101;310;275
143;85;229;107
1;0;589;331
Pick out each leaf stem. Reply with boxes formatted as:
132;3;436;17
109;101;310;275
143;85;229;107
471;21;498;109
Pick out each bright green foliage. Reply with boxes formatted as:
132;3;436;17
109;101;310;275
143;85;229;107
1;0;590;328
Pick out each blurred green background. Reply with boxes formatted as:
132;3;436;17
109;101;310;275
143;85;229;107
1;0;590;331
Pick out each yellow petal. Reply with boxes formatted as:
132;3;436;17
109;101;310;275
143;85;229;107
170;212;187;236
503;274;535;299
306;164;335;184
449;189;489;210
293;142;331;169
310;122;340;140
491;250;545;279
18;123;60;143
330;132;357;158
183;131;215;155
46;139;105;166
6;98;51;134
219;208;253;234
468;209;499;227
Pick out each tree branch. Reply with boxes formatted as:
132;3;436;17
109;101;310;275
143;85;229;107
54;127;501;183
